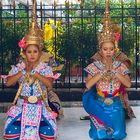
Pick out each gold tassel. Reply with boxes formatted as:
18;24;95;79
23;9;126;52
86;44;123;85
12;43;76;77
36;80;52;112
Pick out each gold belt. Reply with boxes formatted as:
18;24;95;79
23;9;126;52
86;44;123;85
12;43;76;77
19;95;43;104
96;96;120;105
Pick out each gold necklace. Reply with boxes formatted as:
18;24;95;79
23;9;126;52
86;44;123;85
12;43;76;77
25;73;36;86
102;63;114;82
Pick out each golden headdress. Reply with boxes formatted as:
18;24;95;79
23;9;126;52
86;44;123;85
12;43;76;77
98;0;116;47
19;0;44;50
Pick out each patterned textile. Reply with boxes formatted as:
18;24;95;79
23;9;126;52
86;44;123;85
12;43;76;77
4;105;22;136
7;62;60;81
83;61;130;139
91;51;132;68
4;61;62;116
84;61;130;97
120;84;136;119
83;86;127;140
4;62;57;140
48;90;63;116
90;51;135;119
20;101;41;140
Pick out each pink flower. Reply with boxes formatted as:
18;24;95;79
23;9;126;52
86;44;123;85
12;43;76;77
18;37;26;49
115;32;121;42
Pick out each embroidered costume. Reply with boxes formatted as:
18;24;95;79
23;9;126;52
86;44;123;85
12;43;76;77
3;0;60;139
82;0;132;139
83;61;129;140
39;52;64;118
4;62;58;140
91;51;135;119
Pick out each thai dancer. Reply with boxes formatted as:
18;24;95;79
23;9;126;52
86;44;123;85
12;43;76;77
83;0;131;139
3;0;59;139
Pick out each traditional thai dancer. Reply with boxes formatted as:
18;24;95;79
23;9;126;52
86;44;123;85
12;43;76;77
3;0;59;139
83;0;132;139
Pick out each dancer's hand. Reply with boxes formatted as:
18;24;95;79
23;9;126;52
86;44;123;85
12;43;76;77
100;68;107;77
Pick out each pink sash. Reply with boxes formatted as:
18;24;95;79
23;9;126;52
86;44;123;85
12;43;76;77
20;100;41;140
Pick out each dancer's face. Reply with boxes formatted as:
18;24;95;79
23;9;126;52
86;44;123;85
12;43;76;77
100;42;115;60
25;45;40;63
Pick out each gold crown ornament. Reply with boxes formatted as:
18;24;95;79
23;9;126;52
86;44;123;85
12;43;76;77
19;0;44;51
98;0;116;47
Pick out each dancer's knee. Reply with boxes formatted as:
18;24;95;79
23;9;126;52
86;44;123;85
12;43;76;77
39;121;55;140
4;121;21;140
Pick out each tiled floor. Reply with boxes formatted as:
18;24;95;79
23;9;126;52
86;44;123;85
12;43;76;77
0;107;140;140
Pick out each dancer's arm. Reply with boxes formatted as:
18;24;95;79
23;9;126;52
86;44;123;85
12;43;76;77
33;72;52;88
6;71;23;87
86;73;102;89
115;73;131;88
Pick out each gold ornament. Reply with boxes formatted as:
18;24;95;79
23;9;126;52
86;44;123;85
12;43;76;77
101;64;115;82
25;73;36;86
104;98;113;105
36;80;52;112
28;96;38;104
98;0;116;47
24;0;44;50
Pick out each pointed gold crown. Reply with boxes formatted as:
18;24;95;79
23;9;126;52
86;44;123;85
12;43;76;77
98;0;116;47
24;0;44;50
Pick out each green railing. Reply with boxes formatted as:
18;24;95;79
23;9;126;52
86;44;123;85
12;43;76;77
0;0;140;91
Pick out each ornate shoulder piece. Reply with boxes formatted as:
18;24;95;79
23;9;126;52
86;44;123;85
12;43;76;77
84;62;101;76
114;61;130;75
94;61;104;70
113;61;122;69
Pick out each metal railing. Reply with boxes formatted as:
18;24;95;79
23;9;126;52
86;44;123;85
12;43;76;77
0;1;140;93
